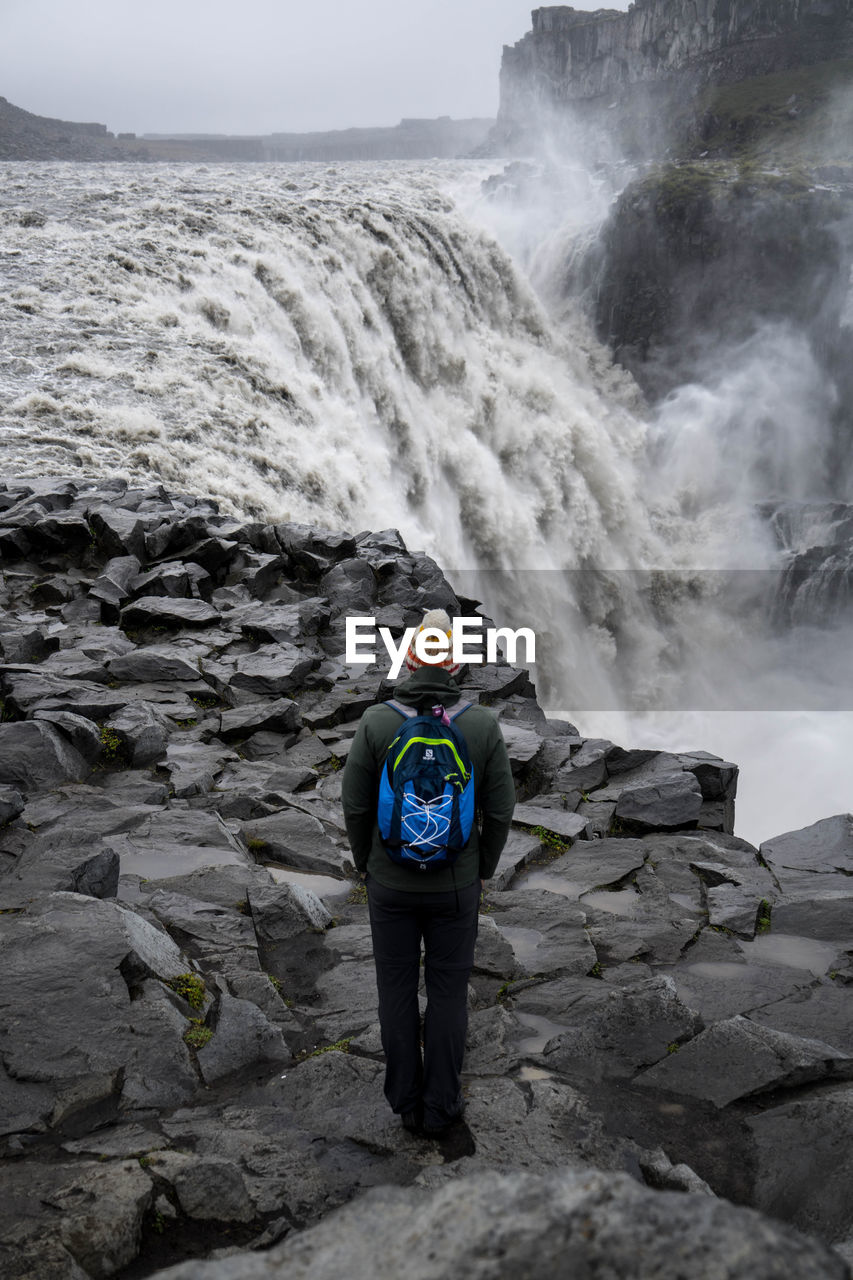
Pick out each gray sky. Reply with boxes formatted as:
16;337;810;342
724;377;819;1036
1;0;628;135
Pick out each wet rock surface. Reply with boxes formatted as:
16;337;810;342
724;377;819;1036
0;478;850;1279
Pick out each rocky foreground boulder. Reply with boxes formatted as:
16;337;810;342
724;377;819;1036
0;476;850;1278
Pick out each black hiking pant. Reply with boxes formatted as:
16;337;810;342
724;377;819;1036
366;876;480;1130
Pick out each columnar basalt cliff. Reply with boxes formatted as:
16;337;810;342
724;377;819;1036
497;0;853;148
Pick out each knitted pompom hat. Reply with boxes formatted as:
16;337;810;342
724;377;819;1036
404;608;460;675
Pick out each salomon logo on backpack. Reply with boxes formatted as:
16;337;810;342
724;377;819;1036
377;701;475;871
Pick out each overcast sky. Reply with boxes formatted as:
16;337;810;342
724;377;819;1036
1;0;628;135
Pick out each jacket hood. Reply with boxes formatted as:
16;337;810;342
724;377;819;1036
392;667;462;710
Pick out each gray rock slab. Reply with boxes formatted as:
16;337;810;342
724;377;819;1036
242;808;349;878
109;808;250;879
748;1084;853;1245
89;768;163;808
146;1166;849;1280
473;913;518;977
237;599;331;643
554;737;612;792
0;844;119;906
2;669;128;720
105;701;168;767
248;881;333;942
615;771;703;832
0;720;88;791
31;709;103;763
147;890;258;960
0;788;25;825
229;644;317;696
511;804;591;842
592;751;686;801
62;1124;168;1159
460;663;535;701
464;1004;523;1075
0;1155;151;1277
218;698;300;741
89;506;147;559
121;596;220;628
165;738;238;797
522;837;647;898
281;733;334;768
269;1049;389;1143
196;993;290;1084
107;647;206;683
636;1015;853;1108
761;814;853;888
0;893;198;1116
661;958;812;1025
487;889;597;978
299;682;379;730
748;980;853;1053
248;881;339;1003
52;1159;154;1279
141;862;275;908
485;829;541;890
310;957;379;1043
528;974;701;1081
146;1152;254;1224
678;752;739;800
769;896;853;947
0;1063;54;1136
498;721;543;771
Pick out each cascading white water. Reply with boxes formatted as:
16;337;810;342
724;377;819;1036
0;163;646;566
1;159;851;844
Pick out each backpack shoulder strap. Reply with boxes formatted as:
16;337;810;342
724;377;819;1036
385;699;418;719
445;699;472;721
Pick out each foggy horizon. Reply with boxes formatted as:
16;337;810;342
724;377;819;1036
1;0;629;137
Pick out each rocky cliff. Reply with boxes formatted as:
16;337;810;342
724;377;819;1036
497;1;853;151
1;476;852;1278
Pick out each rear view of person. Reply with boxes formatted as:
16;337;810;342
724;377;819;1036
341;609;515;1137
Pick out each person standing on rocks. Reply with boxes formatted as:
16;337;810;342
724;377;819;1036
342;608;515;1138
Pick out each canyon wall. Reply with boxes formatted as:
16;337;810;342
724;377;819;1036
498;1;853;142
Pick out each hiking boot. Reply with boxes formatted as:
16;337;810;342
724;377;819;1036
401;1105;423;1135
422;1106;466;1139
425;1118;475;1162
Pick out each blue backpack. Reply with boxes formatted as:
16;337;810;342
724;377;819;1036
377;700;475;871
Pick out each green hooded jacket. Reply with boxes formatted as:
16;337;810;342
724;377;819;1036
341;668;516;891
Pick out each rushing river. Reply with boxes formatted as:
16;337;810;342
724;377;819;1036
1;160;850;842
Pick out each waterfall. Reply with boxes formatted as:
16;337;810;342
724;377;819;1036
2;159;851;843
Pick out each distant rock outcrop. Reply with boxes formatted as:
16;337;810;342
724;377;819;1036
496;1;853;152
146;117;496;162
0;94;494;163
0;95;113;161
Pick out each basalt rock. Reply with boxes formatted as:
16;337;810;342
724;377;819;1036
1;476;851;1279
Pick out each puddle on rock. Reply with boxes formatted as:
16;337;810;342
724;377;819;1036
265;866;351;900
497;924;544;969
519;871;585;899
515;1011;569;1055
737;934;842;976
122;848;247;879
517;1065;556;1082
684;962;751;981
581;889;640;918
